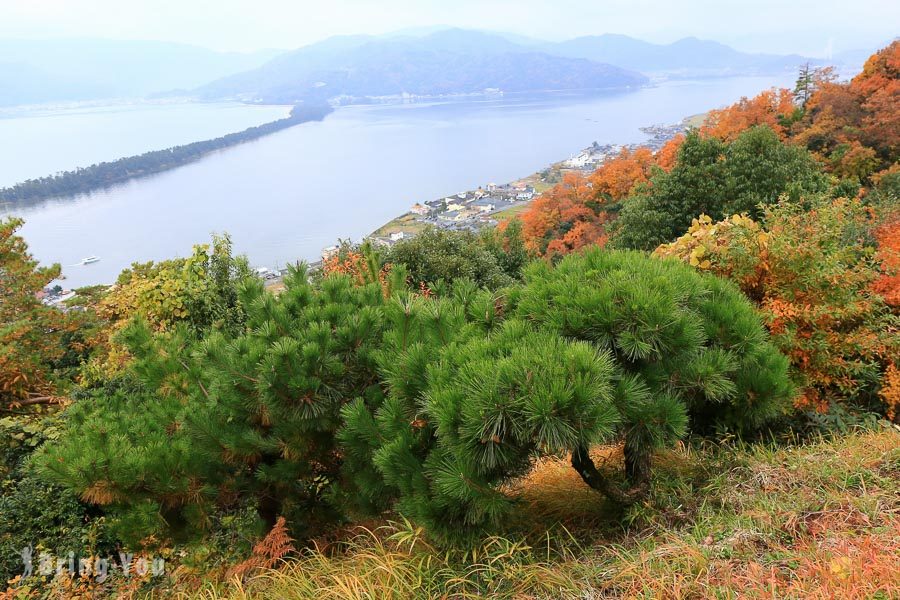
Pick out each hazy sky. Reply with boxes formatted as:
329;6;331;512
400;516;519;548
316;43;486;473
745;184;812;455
1;0;896;56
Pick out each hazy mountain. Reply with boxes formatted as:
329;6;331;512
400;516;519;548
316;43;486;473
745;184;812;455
544;34;812;76
831;39;896;72
384;26;546;47
1;30;835;108
0;62;111;105
0;39;284;106
196;29;647;103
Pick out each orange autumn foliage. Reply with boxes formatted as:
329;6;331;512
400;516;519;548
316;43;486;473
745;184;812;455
655;133;684;171
794;81;868;165
850;40;900;157
881;363;900;420
229;516;296;581
728;519;900;600
589;146;655;200
700;88;796;142
793;41;899;174
694;41;897;182
1;217;84;410
520;172;609;257
322;248;392;294
520;144;678;257
655;199;899;418
829;140;880;181
871;216;900;308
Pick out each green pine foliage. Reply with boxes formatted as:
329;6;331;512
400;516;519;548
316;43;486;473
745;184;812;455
36;376;209;544
38;266;392;542
340;250;794;541
512;249;794;434
39;248;793;545
339;288;620;539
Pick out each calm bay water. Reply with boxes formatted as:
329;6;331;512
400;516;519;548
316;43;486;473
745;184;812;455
2;76;792;288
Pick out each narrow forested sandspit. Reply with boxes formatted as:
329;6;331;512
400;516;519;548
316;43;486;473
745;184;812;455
0;104;333;204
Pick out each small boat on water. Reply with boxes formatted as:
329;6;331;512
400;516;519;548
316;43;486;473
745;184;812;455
81;256;100;265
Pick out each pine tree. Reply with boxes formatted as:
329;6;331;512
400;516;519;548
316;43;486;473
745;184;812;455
513;249;794;500
39;266;392;540
40;249;792;544
340;250;793;540
795;62;814;108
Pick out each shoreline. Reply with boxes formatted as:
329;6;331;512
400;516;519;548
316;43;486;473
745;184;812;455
362;117;694;249
40;109;700;299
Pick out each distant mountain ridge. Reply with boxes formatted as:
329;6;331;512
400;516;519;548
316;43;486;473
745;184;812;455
0;39;283;106
196;29;648;103
543;34;814;75
1;29;857;108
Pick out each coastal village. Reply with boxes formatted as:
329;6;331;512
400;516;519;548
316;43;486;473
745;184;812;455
359;120;686;253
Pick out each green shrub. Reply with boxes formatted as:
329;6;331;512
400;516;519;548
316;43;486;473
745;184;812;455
386;227;523;290
0;470;114;584
340;250;794;540
38;267;392;542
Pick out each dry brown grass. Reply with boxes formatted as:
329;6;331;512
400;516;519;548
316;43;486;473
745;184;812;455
171;429;900;599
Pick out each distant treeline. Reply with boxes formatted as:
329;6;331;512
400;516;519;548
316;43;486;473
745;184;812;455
0;104;334;204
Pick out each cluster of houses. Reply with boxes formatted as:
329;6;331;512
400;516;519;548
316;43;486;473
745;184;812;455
562;122;687;173
38;286;77;309
419;182;536;225
562;142;627;171
364;182;536;250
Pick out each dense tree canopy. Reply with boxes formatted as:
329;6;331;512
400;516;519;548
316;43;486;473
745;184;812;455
610;126;826;250
700;88;798;142
79;235;252;384
796;41;898;175
520;172;609;257
386;226;526;290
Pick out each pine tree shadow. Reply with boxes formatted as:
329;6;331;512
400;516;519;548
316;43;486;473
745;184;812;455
503;443;712;545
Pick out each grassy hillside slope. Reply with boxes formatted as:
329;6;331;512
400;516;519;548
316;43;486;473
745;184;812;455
184;428;899;599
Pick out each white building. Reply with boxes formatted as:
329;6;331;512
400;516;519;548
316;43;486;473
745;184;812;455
564;150;594;169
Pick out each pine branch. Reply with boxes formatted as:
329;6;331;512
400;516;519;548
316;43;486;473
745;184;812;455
178;358;210;399
4;395;63;409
